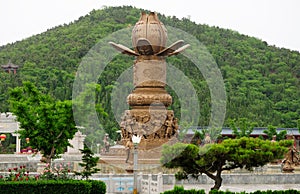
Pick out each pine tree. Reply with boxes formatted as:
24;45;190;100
76;144;100;180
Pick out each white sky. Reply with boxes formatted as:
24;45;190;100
0;0;299;52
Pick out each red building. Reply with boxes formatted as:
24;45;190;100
1;60;19;74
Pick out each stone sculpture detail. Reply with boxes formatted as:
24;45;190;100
282;135;299;172
110;12;189;149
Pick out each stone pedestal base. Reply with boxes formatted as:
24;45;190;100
120;108;179;150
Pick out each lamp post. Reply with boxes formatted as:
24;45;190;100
96;144;100;155
132;135;141;194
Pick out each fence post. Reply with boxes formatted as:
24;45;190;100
137;172;142;193
108;173;113;193
157;173;163;194
148;174;152;194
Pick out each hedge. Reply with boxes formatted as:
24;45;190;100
162;185;205;194
209;189;300;194
0;180;106;194
162;186;300;194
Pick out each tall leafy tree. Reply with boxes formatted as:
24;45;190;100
229;118;255;138
9;81;77;164
72;83;109;151
0;6;299;130
263;125;287;141
161;137;292;190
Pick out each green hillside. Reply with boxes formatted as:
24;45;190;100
0;6;299;132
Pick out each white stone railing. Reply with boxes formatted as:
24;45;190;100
141;173;163;194
93;173;163;194
94;174;133;194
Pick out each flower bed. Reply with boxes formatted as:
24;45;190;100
0;164;105;194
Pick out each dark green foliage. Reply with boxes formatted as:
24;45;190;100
75;144;100;180
72;83;109;150
0;6;299;134
161;137;293;190
8;81;77;164
162;185;205;194
163;187;300;194
89;180;106;194
263;125;287;141
0;180;105;194
0;133;16;154
229;118;255;138
209;190;300;194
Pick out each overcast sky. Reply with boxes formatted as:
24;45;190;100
0;0;299;52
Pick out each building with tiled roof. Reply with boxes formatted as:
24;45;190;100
1;60;19;74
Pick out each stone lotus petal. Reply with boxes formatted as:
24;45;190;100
110;12;189;57
109;12;189;150
132;12;167;54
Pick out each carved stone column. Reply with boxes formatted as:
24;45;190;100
110;12;189;149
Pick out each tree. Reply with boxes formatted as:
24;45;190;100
1;6;300;131
263;125;287;141
229;118;255;138
191;127;222;145
161;137;292;190
9;81;77;164
176;121;193;142
72;83;109;151
75;144;100;180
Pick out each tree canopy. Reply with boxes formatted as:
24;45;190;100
229;118;255;138
0;6;299;135
9;81;78;164
161;137;292;190
263;125;287;141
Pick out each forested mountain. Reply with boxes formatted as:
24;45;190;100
0;6;299;134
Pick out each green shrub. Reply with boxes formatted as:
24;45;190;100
162;185;205;194
163;185;184;193
209;190;300;194
286;190;300;194
0;180;106;194
89;180;106;194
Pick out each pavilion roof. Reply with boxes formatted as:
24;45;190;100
1;60;19;69
0;112;19;133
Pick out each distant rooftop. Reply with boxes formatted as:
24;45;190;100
1;60;19;69
187;126;300;136
0;112;19;133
